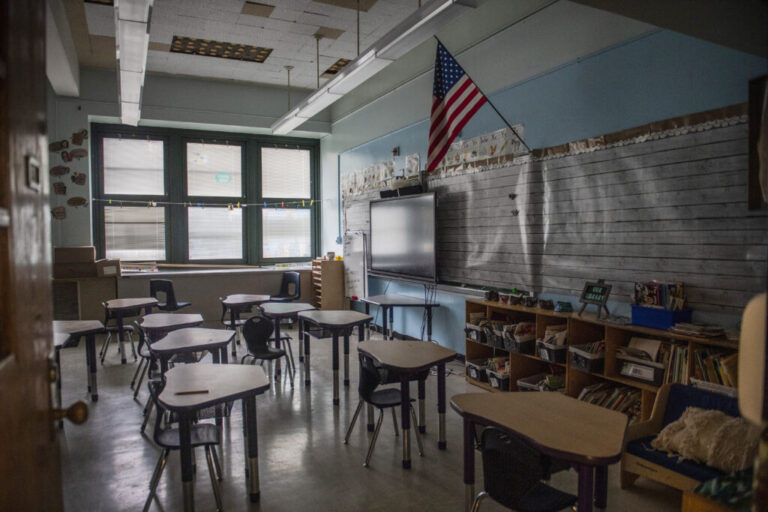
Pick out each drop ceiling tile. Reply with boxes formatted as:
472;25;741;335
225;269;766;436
84;2;115;37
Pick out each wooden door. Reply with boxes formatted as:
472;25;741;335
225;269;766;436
0;1;64;510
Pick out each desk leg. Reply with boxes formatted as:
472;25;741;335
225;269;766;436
298;318;304;363
463;418;475;512
595;465;607;510
437;362;446;449
418;376;426;434
343;332;350;386
86;333;98;401
389;307;394;339
244;396;260;502
426;307;433;341
400;374;411;469
577;465;594;512
274;318;282;378
55;347;63;429
332;332;339;405
179;412;195;512
304;329;311;387
230;309;238;357
116;311;127;364
381;306;387;341
364;303;370;340
220;346;228;365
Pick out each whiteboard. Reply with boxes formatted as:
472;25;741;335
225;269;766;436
343;231;367;299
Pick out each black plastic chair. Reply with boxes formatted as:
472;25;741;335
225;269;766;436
143;380;223;512
344;353;424;467
270;271;300;302
240;316;294;387
471;427;577;512
149;279;190;311
99;302;138;365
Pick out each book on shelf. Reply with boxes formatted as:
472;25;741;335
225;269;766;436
668;322;725;338
692;348;737;388
577;382;641;423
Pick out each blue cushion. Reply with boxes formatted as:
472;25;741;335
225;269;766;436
663;384;740;426
626;436;723;483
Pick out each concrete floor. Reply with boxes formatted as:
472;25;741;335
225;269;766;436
58;326;683;511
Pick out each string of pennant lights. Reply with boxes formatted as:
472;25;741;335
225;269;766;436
93;198;317;209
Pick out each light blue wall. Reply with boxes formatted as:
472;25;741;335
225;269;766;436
341;30;768;354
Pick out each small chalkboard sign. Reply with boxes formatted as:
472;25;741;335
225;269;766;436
578;279;611;318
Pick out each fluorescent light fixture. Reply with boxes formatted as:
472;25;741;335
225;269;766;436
115;0;153;126
271;0;480;135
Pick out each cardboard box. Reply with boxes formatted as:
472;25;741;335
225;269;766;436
54;246;96;264
53;262;96;279
95;259;121;277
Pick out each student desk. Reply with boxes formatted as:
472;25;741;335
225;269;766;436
358;340;456;469
104;297;157;363
259;302;315;370
298;310;372;405
149;327;234;374
361;294;440;340
53;320;105;401
450;392;627;512
139;313;204;342
159;364;270;511
220;294;270;357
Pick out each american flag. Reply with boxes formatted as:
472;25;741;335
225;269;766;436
427;41;487;172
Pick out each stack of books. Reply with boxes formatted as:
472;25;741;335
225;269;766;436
692;348;738;388
668;323;725;338
577;382;642;424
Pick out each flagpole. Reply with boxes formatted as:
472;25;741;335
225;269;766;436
434;37;531;153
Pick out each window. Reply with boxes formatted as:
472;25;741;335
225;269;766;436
92;124;318;264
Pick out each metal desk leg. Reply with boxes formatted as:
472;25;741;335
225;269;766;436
418;376;426;434
381;306;387;341
426;307;433;340
273;317;282;378
220;346;228;365
298;318;304;363
595;465;608;510
332;332;340;405
364;303;370;339
244;396;260;502
86;333;98;401
55;347;63;429
577;464;595;512
343;332;350;386
389;307;394;339
303;328;311;387
116;310;127;364
400;374;411;469
230;308;238;357
463;418;475;512
179;412;195;512
437;362;446;449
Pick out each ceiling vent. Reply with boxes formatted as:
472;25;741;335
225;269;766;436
322;58;351;78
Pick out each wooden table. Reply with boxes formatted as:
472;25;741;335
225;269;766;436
298;310;372;405
104;297;157;363
259;302;315;368
139;313;204;342
149;328;234;374
450;392;628;512
361;294;440;340
358;340;456;469
159;364;270;511
53;320;105;401
220;294;270;357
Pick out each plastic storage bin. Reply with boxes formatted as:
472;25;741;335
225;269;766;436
465;323;486;344
516;373;550;392
537;340;568;364
630;305;692;330
487;369;510;390
617;356;665;386
569;344;605;374
482;322;507;350
466;359;489;382
503;332;535;354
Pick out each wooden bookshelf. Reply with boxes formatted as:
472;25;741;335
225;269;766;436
311;259;345;310
464;298;738;421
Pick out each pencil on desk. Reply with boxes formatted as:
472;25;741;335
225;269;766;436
175;390;209;395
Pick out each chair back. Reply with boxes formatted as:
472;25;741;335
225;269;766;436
480;427;545;509
242;316;274;357
278;271;301;300
150;279;180;310
358;353;390;403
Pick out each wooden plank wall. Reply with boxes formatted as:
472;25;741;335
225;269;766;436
343;121;768;315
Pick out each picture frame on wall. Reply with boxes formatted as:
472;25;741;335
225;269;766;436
748;74;768;210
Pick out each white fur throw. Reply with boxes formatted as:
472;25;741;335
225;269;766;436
651;406;760;473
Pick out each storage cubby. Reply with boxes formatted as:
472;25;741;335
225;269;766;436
464;299;739;421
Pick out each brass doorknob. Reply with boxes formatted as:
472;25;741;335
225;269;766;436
53;400;88;425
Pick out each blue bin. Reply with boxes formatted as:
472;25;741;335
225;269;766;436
631;305;692;330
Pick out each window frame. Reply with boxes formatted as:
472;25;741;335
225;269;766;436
91;123;320;265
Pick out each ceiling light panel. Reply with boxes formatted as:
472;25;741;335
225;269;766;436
115;0;152;126
322;58;351;77
170;36;273;63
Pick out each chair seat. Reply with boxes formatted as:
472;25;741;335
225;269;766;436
156;422;219;449
368;387;415;409
269;296;293;303
139;345;151;358
516;482;577;512
626;436;722;483
106;325;135;333
222;319;247;328
158;301;191;311
248;346;286;361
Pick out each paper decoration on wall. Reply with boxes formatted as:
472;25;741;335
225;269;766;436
53;182;67;195
69;148;88;159
406;154;419;176
71;172;86;185
51;207;66;220
71;129;88;146
50;165;69;177
67;197;88;207
340;159;395;196
436;126;523;176
61;150;72;162
49;139;69;152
